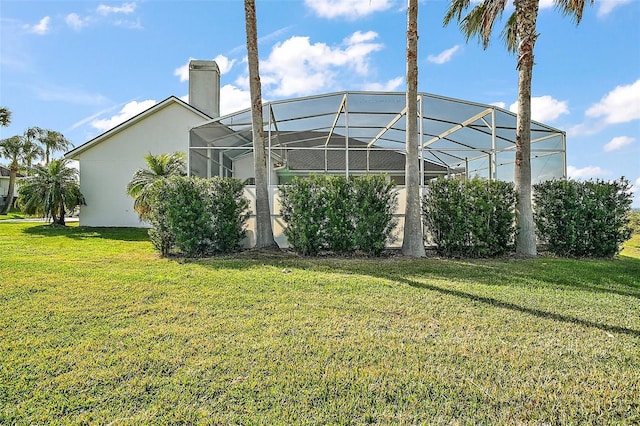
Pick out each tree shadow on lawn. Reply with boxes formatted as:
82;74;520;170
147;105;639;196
22;224;150;242
385;273;640;338
193;253;640;338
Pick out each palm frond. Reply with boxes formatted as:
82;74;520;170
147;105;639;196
554;0;593;24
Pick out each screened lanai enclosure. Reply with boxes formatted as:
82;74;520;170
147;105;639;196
189;91;566;247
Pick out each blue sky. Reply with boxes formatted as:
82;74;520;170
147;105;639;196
1;0;639;205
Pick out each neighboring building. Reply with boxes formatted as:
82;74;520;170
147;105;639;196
0;165;23;210
65;61;218;227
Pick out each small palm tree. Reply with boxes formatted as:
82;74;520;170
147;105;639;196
0;107;11;127
0;135;26;214
127;152;186;221
38;129;73;165
17;158;85;226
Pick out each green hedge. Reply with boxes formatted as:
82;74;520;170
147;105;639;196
279;175;397;256
422;177;516;257
533;178;632;258
147;176;249;257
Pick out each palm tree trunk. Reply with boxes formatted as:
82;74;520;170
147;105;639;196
402;0;426;257
0;162;17;215
58;203;66;226
244;0;277;249
514;0;538;257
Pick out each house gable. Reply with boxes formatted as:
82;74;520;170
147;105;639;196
67;96;211;227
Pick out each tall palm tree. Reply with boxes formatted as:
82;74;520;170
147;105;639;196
0;107;11;127
38;129;73;165
244;0;277;249
127;152;186;221
20;139;44;174
444;0;592;257
402;0;426;257
0;135;27;214
17;158;85;226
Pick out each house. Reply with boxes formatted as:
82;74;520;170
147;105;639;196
65;61;219;227
67;60;566;247
0;165;23;210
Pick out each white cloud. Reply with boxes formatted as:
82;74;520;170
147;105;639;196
427;45;460;65
213;55;236;75
113;18;143;30
538;0;555;9
65;13;90;31
220;85;251;116
260;31;384;97
25;16;51;35
97;2;137;15
631;177;640;197
585;79;640;124
304;0;394;19
490;102;506;109
174;62;190;82
32;84;109;105
567;165;611;180
597;0;632;17
362;77;404;92
603;136;635;152
91;99;156;132
509;95;569;122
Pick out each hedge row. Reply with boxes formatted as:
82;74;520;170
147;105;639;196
422;176;633;258
147;176;249;257
422;177;516;257
279;175;397;256
533;178;632;258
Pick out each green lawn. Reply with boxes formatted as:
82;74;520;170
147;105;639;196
0;212;28;220
1;222;639;425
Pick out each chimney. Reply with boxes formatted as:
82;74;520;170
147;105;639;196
188;60;220;118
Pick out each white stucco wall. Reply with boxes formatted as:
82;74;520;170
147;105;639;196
75;101;209;227
232;154;280;184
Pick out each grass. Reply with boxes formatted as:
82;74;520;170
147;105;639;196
1;222;639;425
0;212;28;220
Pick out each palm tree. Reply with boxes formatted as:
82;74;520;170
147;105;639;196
20;139;44;175
444;0;592;257
0;107;10;127
0;135;27;214
402;0;426;257
244;0;277;249
127;152;186;221
17;158;85;226
38;129;73;165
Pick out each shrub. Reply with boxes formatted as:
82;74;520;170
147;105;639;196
533;178;633;258
207;178;250;253
147;176;249;257
279;175;397;256
351;175;397;255
279;175;329;256
423;177;516;257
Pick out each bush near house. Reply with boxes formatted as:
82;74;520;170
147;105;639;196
423;177;516;258
147;176;249;257
279;175;397;256
533;178;633;258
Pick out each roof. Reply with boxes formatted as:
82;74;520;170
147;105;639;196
190;91;565;179
0;165;24;178
65;96;212;159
